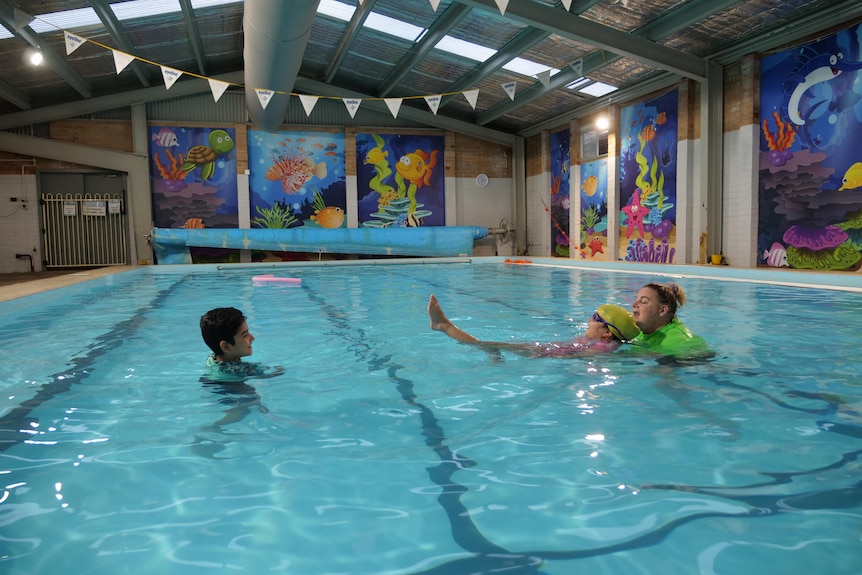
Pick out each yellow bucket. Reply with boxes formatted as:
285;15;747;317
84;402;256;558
710;254;723;265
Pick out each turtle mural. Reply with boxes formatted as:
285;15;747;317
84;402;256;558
181;129;235;181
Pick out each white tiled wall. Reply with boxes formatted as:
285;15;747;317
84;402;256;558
0;174;42;273
722;125;759;267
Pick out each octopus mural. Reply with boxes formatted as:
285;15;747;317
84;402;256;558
758;22;862;271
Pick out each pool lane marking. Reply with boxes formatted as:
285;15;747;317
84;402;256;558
0;275;188;454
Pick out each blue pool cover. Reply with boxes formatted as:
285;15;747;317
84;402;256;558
152;226;490;264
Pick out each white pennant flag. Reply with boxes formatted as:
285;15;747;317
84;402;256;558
64;31;85;55
343;98;361;119
536;70;551;89
112;50;135;75
256;88;275;109
502;81;517;101
160;66;182;90
570;58;583;77
429;0;441;11
494;0;509;15
384;98;402;119
424;95;441;115
462;89;479;110
208;79;230;102
13;8;33;32
299;94;319;116
561;0;572;10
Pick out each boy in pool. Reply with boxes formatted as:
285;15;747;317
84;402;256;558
200;307;283;379
427;294;640;358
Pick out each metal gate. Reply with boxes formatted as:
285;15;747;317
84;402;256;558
41;192;128;267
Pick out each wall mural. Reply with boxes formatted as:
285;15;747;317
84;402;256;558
149;126;238;229
356;133;444;227
758;22;862;271
579;158;609;260
549;129;571;257
618;90;678;263
248;130;346;230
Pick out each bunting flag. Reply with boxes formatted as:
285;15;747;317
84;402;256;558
160;66;182;90
343;98;361;119
424;95;441;115
112;50;135;74
56;26;519;121
255;88;275;109
384;98;402;119
536;70;551;88
208;78;230;102
299;94;319;116
13;8;34;32
502;81;517;101
561;0;572;10
64;31;85;55
494;0;509;16
462;89;479;110
429;0;441;11
571;58;583;77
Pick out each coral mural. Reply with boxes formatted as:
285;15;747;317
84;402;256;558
549;129;571;257
248;131;346;231
758;22;862;271
618;91;678;263
149;126;238;229
356;133;444;227
579;158;609;260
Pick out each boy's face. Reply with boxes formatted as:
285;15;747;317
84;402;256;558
220;320;254;361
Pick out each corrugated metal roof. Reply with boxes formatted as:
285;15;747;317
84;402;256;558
0;0;859;137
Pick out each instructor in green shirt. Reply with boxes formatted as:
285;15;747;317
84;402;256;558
631;282;710;358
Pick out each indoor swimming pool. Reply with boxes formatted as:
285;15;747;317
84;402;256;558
1;259;861;574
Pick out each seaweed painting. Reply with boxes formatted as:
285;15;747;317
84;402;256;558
356;133;445;227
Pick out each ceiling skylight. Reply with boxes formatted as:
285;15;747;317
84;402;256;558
317;0;356;22
435;36;496;62
364;12;425;42
579;81;618;97
566;77;591;90
504;57;560;78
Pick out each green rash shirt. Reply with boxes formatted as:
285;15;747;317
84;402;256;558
633;317;710;357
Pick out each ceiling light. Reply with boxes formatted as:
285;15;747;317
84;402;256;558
596;116;609;131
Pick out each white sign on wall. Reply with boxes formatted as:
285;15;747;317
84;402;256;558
63;201;76;216
83;201;106;216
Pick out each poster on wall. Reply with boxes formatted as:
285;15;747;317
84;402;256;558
149;126;238;229
549;129;571;257
579;158;609;260
248;130;346;230
618;90;678;263
356;133;444;227
758;22;862;271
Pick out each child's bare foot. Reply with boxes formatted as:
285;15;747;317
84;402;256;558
428;294;451;332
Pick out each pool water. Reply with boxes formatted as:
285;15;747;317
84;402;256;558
1;261;861;575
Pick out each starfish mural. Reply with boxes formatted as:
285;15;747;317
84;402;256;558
622;188;647;239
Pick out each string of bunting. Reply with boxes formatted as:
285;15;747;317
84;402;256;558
46;0;589;121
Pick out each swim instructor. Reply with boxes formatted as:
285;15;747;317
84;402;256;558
631;282;710;358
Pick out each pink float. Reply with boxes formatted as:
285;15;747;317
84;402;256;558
252;274;302;285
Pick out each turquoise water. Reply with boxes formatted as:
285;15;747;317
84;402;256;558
1;261;861;575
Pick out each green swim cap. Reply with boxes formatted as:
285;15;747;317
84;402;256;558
596;304;640;341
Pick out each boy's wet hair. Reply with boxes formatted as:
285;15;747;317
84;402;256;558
200;307;246;357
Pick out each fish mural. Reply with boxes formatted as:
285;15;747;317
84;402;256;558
151;127;178;147
763;242;789;267
265;148;328;194
838;162;862;191
759;22;862;271
148;126;239;231
248;130;347;231
395;149;439;188
356;133;445;227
